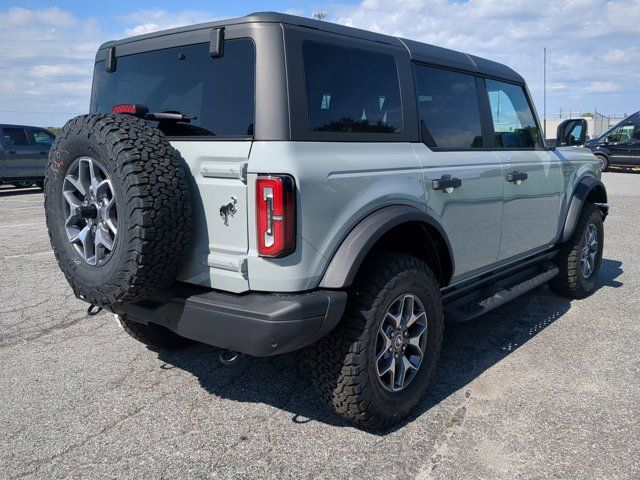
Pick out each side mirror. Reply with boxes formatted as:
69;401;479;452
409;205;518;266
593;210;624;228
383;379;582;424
556;118;588;146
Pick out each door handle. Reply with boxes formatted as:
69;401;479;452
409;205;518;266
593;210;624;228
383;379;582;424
8;150;17;154
506;171;528;184
432;174;462;193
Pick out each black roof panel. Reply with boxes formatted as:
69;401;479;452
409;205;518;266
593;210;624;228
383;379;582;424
98;11;524;83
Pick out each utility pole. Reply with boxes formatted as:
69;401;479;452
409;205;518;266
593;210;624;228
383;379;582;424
543;47;547;137
313;11;328;21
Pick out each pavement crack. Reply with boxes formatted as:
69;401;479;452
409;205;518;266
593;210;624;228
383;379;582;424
416;390;472;480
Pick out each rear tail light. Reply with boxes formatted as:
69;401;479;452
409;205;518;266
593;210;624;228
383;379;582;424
256;175;296;257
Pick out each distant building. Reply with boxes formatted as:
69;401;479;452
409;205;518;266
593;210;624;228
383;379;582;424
543;111;620;140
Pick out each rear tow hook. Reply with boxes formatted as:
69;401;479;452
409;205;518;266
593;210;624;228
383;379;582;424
219;349;244;365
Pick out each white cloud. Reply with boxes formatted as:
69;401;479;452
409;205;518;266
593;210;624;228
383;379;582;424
1;3;638;127
121;9;222;37
0;7;102;126
329;0;640;117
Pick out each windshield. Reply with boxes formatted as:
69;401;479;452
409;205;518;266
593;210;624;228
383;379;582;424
91;39;255;137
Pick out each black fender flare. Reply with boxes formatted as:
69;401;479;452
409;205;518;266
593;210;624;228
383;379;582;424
561;175;608;243
318;205;454;289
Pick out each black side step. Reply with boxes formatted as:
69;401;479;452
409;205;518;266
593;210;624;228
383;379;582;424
444;262;559;322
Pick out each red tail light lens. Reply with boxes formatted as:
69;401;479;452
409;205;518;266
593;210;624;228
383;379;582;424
256;175;296;257
112;104;149;117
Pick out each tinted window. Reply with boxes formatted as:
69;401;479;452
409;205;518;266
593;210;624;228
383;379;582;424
30;129;55;147
486;79;541;148
93;40;255;137
414;65;483;149
2;128;29;147
607;123;635;143
303;42;403;133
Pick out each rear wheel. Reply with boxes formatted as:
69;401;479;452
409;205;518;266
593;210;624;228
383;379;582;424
116;315;194;351
310;253;443;429
550;203;604;298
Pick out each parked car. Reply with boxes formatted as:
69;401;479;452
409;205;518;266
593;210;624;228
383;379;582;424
0;124;55;188
44;12;608;428
585;111;640;170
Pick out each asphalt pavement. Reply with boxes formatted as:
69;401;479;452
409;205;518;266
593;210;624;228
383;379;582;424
1;170;638;479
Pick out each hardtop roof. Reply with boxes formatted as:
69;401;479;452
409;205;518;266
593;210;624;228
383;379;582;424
98;11;524;83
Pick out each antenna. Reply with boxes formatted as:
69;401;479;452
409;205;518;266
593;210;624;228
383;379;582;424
313;11;328;21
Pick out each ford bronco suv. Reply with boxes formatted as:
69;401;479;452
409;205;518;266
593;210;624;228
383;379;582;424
45;12;608;428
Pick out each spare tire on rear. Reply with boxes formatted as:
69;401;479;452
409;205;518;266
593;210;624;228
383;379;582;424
44;114;191;307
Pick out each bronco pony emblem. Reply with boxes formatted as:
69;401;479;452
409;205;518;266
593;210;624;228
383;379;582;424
220;196;238;226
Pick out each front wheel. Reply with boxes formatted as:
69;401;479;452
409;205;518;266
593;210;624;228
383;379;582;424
550;203;604;298
310;253;444;429
596;154;608;172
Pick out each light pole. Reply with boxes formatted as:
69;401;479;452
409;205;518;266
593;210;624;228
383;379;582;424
544;47;547;138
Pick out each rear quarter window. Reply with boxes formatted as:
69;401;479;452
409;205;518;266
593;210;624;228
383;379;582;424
302;42;403;134
92;39;255;137
414;65;483;149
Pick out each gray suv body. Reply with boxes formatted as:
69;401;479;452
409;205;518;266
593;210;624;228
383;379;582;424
45;12;608;428
0;124;54;188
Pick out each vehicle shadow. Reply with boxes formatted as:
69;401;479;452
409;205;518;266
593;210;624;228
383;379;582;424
155;258;623;433
0;187;42;198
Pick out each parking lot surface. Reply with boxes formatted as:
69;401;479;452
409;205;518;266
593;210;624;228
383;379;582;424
1;171;639;479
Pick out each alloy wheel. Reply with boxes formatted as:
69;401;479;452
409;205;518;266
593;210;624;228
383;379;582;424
62;156;118;266
375;293;428;392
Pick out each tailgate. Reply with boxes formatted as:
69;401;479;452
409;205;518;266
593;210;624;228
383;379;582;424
173;140;252;293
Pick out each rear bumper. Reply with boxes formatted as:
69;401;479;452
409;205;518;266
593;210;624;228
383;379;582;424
114;286;348;357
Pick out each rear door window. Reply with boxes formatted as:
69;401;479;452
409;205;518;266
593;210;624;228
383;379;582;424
485;79;542;149
303;42;403;134
92;39;255;137
414;65;483;149
2;128;30;147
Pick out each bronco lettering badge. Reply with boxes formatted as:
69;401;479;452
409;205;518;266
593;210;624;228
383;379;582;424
220;196;238;226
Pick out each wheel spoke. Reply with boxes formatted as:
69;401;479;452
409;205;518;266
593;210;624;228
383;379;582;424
65;175;86;197
63;157;117;266
400;295;414;325
94;178;113;199
384;311;401;330
77;226;93;263
95;224;114;252
78;159;93;197
407;323;427;348
378;356;396;388
376;330;393;363
375;293;429;393
406;310;426;328
582;257;592;277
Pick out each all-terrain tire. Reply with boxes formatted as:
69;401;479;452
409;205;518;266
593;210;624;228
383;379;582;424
550;202;604;298
117;315;194;351
309;253;444;429
44;114;191;307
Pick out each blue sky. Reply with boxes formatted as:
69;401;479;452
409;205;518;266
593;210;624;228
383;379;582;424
1;0;639;128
